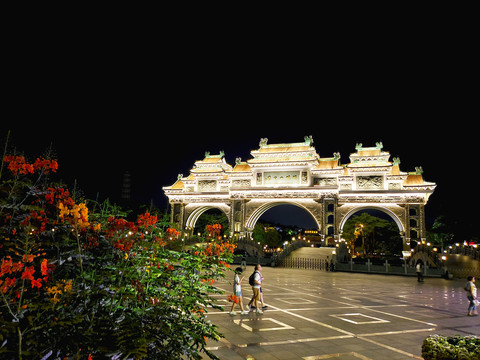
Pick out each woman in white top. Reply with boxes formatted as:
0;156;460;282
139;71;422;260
465;276;477;316
230;267;249;315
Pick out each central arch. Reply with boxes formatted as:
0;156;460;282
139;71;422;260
245;201;322;234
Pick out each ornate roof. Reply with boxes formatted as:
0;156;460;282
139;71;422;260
163;138;436;195
348;142;392;168
248;136;319;165
190;152;233;173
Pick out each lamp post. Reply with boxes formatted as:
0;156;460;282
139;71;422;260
354;223;364;256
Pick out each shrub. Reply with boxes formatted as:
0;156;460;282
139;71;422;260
0;145;234;359
422;335;480;360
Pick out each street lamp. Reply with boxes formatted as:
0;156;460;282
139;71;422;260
354;224;364;255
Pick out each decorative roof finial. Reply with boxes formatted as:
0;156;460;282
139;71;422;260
259;138;268;147
304;135;314;145
415;166;424;175
235;157;242;165
376;141;383;150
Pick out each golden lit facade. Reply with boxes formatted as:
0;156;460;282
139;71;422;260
163;137;436;249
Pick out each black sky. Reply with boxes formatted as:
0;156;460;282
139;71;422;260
2;27;477;238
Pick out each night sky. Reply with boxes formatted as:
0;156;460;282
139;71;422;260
2;38;477;239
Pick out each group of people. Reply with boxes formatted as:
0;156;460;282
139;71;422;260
228;265;479;319
229;264;267;315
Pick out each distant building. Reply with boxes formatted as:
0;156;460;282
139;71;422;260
303;229;323;247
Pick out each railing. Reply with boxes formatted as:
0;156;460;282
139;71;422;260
278;257;334;271
335;259;445;277
277;256;446;277
273;240;308;265
447;246;480;261
231;255;272;267
413;244;480;263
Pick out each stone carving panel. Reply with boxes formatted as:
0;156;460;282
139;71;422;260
198;180;217;192
232;179;251;187
314;177;337;186
357;176;383;189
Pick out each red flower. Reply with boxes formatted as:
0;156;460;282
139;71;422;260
228;294;239;304
1;257;13;276
11;261;24;273
206;224;222;238
166;228;179;238
33;157;58;174
21;266;35;281
3;155;58;175
0;277;16;293
3;155;33;175
41;259;48;276
137;212;157;228
31;278;42;289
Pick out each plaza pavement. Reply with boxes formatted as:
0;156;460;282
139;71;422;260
202;266;479;360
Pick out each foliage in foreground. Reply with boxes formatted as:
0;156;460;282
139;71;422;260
0;151;234;359
422;335;480;360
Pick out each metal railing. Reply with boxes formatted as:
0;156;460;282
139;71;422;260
276;256;446;277
278;257;334;271
447;246;480;261
335;259;445;277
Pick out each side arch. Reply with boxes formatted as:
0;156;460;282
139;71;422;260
338;205;405;234
184;204;231;230
244;201;322;233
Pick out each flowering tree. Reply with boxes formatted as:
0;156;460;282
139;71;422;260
0;147;235;359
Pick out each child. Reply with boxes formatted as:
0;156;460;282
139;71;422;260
229;267;249;315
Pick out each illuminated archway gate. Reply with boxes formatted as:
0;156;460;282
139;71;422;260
163;138;436;250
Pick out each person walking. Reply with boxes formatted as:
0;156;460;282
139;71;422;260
241;253;247;271
416;261;424;282
229;267;249;315
465;276;477;316
248;264;263;314
257;266;267;310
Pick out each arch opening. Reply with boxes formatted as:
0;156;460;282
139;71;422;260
339;207;405;257
185;206;230;233
339;206;404;234
246;202;321;232
247;203;321;251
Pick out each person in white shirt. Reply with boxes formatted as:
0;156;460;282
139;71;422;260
229;267;249;315
465;276;477;316
249;264;263;314
416;261;424;282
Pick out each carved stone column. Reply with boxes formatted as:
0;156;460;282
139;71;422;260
171;202;185;235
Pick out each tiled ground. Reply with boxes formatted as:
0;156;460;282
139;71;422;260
201;267;479;360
